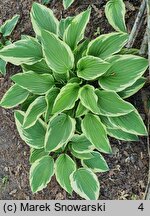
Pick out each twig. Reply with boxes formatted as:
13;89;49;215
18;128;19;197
126;0;146;48
144;112;150;200
139;30;148;56
147;0;150;76
144;0;150;200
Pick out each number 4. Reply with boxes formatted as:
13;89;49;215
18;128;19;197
138;203;144;211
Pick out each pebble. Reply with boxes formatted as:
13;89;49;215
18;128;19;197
4;167;9;172
9;189;17;195
55;192;64;200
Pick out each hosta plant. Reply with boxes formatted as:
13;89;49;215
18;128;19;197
63;0;75;9
0;14;19;75
0;2;148;200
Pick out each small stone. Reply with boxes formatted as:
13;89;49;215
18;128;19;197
125;1;136;11
130;155;136;163
112;147;119;157
9;189;17;195
55;192;64;200
139;180;145;189
4;167;9;172
125;157;130;163
124;151;129;157
115;165;121;171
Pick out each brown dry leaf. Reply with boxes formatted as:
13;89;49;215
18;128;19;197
9;189;17;195
119;191;129;200
139;180;145;189
55;192;65;200
91;4;103;18
125;1;136;11
141;89;150;117
109;170;116;177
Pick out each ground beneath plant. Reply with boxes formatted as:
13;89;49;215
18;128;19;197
0;0;149;200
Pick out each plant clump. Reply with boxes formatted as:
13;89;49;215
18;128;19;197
0;1;148;200
0;14;19;75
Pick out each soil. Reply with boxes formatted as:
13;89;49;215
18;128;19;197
0;0;149;200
